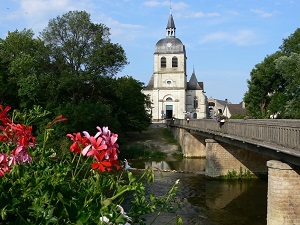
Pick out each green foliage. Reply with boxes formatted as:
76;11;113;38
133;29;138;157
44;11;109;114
230;114;246;119
112;76;151;133
120;144;166;160
275;53;300;118
12;105;51;126
245;28;300;119
40;10;128;77
53;101;119;133
244;52;285;118
0;10;151;144
162;128;179;145
224;167;252;180
0;29;48;109
0;107;181;225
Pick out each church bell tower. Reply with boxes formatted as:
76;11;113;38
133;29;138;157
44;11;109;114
143;9;187;122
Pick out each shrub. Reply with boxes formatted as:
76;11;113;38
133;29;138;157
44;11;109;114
0;105;182;225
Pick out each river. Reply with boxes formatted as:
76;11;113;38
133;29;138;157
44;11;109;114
129;158;267;225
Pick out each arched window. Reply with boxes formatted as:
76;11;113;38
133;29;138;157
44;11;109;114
166;97;173;101
193;113;197;119
161;57;166;68
172;56;178;67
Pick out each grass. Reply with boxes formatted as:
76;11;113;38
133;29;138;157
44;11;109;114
119;143;166;160
223;167;253;179
161;128;179;145
120;126;180;160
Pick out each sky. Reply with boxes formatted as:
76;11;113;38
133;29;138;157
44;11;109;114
1;0;299;103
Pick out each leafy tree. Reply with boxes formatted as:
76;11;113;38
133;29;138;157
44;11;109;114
0;29;48;109
244;28;300;119
279;28;300;55
112;76;151;132
0;11;151;143
244;52;285;118
40;10;128;77
275;53;300;118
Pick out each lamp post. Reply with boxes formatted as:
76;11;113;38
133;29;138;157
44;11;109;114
225;98;228;117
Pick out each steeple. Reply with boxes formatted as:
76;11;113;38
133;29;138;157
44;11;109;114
166;6;176;38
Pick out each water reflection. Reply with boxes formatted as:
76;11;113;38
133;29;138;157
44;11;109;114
130;158;206;173
129;158;267;225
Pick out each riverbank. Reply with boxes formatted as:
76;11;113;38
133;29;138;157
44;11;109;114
123;123;182;158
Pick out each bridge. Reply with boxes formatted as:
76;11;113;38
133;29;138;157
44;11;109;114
167;119;300;225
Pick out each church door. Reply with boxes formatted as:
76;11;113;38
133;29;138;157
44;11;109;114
166;105;173;119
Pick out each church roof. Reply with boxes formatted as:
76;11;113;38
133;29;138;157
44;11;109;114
187;70;203;90
143;74;154;90
167;13;176;29
155;11;185;54
155;37;185;54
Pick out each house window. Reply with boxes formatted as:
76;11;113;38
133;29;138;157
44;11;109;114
166;97;173;101
172;56;178;67
161;57;166;68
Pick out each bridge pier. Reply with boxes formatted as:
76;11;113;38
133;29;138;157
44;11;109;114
267;160;300;225
172;127;206;157
205;139;269;178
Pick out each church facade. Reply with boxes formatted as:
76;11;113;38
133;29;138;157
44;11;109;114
143;12;207;122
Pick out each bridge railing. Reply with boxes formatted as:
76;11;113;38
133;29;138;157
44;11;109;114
170;119;300;153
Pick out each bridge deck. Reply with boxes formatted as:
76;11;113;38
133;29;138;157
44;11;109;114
170;119;300;158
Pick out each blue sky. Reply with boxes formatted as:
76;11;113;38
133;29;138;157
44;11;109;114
1;0;299;103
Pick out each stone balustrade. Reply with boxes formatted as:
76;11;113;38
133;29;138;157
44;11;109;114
170;119;300;156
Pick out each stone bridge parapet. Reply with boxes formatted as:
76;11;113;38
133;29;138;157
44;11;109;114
169;119;300;161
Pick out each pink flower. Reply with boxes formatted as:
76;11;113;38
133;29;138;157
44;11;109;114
68;126;121;172
0;153;10;177
9;146;32;166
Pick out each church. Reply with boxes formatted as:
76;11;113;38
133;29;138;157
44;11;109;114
143;11;207;122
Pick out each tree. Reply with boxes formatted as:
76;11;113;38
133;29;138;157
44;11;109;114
244;28;300;119
244;52;285;118
275;53;300;118
280;28;300;55
112;76;151;132
40;10;128;77
0;29;48;109
0;11;151;141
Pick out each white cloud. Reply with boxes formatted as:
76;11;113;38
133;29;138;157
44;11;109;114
185;11;221;18
199;29;262;46
250;9;278;18
8;0;95;35
96;14;145;43
143;0;188;10
20;0;75;16
143;0;169;7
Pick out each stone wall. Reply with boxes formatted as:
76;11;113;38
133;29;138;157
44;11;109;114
267;160;300;225
205;139;270;178
171;127;206;157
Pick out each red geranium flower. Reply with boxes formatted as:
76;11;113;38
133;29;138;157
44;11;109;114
66;132;90;154
0;105;12;126
91;150;113;172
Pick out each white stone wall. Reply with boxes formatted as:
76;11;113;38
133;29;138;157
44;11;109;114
143;37;207;121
